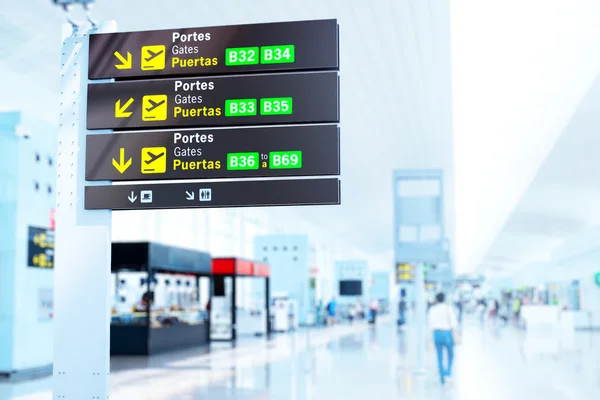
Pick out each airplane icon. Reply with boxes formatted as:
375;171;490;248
142;94;168;121
144;49;164;62
141;147;167;174
145;98;166;113
144;151;165;165
141;45;166;71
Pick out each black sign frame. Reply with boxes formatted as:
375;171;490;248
89;19;339;80
28;226;55;269
87;71;340;130
85;125;340;182
85;178;341;210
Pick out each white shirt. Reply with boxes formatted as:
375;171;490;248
428;303;458;331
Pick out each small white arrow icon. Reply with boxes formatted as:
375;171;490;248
185;191;195;200
128;191;137;203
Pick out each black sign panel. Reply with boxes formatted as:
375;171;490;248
396;263;415;283
87;71;339;130
85;125;340;181
88;19;339;80
84;178;340;210
28;226;55;269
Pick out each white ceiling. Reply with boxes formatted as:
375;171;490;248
481;72;600;277
0;0;455;266
452;0;600;274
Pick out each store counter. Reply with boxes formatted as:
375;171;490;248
110;242;212;355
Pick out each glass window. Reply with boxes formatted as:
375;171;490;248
110;271;150;326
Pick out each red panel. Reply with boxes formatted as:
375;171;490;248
236;259;253;276
254;263;270;277
49;209;56;230
212;258;235;275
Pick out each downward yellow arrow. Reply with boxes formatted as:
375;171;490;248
115;98;134;118
112;148;132;174
114;51;132;69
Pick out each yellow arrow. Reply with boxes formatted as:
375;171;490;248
114;51;132;69
115;98;134;118
112;148;132;174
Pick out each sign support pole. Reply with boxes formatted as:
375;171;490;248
54;21;116;398
414;262;427;374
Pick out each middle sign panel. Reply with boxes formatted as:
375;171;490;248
87;71;339;130
85;124;340;182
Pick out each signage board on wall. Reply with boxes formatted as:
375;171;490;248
28;226;55;269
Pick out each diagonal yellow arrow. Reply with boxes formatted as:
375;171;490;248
115;98;134;118
112;148;132;174
114;51;132;69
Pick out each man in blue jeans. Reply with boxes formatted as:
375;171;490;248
428;292;458;384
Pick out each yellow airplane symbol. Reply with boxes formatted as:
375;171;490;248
114;51;132;69
112;148;132;174
115;98;134;118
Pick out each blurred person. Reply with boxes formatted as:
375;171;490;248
489;298;500;325
455;293;464;325
348;302;356;324
398;293;407;330
355;299;364;319
512;296;522;326
368;298;379;324
428;292;459;385
476;295;487;323
326;298;337;326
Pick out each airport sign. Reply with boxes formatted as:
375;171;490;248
85;125;340;181
88;19;339;80
28;226;55;269
396;263;415;283
87;71;339;130
84;178;341;210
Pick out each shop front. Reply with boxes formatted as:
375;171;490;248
110;242;212;355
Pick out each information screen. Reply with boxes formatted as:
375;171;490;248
85;125;340;181
28;226;54;269
88;19;339;80
87;71;339;130
339;280;362;296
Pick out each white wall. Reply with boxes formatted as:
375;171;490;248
9;113;56;371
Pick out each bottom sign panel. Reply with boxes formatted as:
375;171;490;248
85;178;341;210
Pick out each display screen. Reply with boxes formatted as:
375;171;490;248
27;226;54;269
339;280;362;296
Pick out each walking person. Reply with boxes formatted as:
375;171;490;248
398;293;407;330
368;299;379;324
428;292;459;385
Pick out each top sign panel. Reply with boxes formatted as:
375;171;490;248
89;19;339;80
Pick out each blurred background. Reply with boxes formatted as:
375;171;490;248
0;0;599;399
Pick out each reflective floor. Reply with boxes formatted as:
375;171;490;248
3;316;600;399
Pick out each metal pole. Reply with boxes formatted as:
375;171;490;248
414;262;426;374
54;20;116;398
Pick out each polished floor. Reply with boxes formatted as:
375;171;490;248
3;315;600;399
